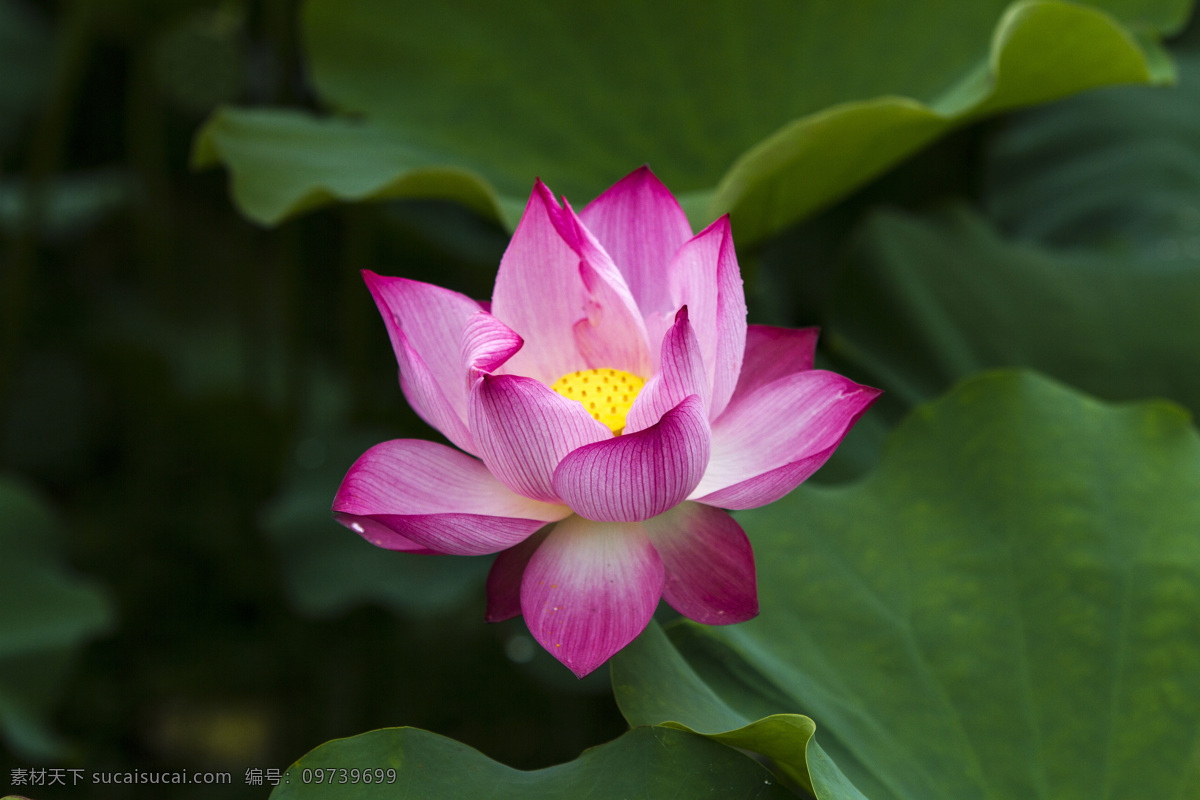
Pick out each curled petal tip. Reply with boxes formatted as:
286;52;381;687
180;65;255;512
532;178;559;209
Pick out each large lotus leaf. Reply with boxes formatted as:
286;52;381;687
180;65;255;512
194;0;1187;238
829;204;1200;417
830;50;1200;417
191;109;518;228
269;725;794;799
984;51;1200;252
614;622;868;799
0;477;113;758
612;371;1200;800
823;50;1200;475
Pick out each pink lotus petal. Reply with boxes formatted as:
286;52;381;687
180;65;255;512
332;514;439;555
363;271;482;444
625;306;710;433
729;325;820;406
461;311;523;379
333;439;571;555
644;502;758;624
692;371;881;509
390;327;475;454
470;373;611;503
343;512;552;557
553;395;711;522
694;449;840;510
667;217;746;420
485;526;551;622
521;514;664;678
579;166;694;318
560;200;652;377
489;182;587;384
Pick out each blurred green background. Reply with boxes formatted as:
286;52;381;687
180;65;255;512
0;2;628;797
1;0;1198;798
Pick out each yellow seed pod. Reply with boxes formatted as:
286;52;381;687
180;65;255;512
550;368;646;434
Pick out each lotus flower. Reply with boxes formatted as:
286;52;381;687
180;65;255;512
333;167;879;677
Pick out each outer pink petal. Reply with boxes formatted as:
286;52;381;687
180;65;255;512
578;166;694;319
363;271;481;447
490;182;587;384
485;526;551;622
625;306;710;434
333;439;570;555
461;311;523;379
644;502;758;625
560;200;653;377
729;325;820;406
552;395;711;522
390;328;474;453
332;515;439;555
692;371;881;509
469;373;611;503
667;217;747;420
694;452;838;511
520;514;664;678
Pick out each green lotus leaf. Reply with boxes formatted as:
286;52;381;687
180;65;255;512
0;477;113;759
614;621;867;799
712;0;1183;243
269;726;794;799
830;204;1200;418
191;108;515;228
822;53;1200;480
831;53;1200;416
984;51;1200;252
613;371;1200;799
194;0;1188;238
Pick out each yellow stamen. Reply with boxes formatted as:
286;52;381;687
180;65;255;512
550;368;646;434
